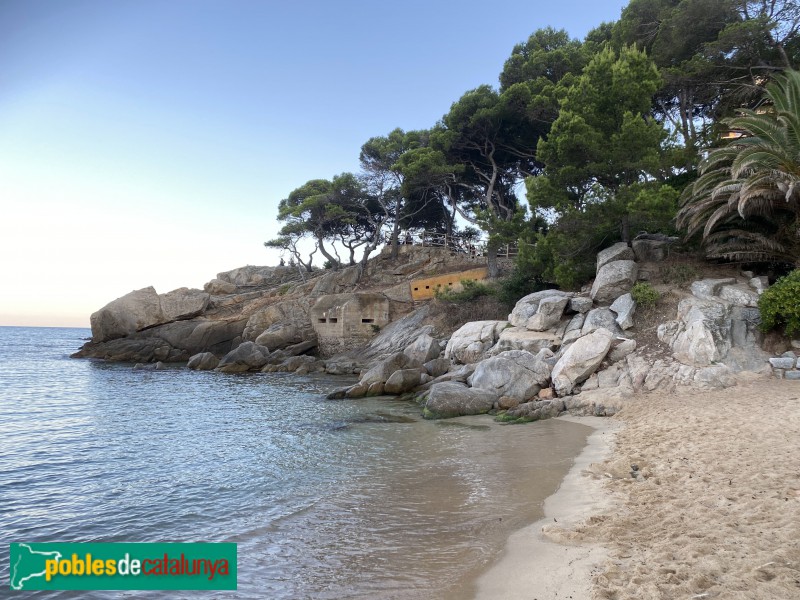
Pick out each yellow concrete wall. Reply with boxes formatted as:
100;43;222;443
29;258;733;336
410;267;489;301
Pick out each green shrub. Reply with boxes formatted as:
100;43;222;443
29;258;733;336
758;270;800;336
434;279;494;303
631;282;659;309
495;268;547;309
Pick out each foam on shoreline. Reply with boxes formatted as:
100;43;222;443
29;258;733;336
473;415;619;600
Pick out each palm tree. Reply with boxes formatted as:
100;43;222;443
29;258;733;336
677;70;800;266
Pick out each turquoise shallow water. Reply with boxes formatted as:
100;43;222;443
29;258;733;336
0;326;590;598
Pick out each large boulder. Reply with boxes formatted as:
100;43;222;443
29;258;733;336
692;364;736;389
607;338;637;363
204;279;237;295
216;341;272;373
750;276;769;294
72;336;178;363
310;265;362;296
179;319;248;356
597;242;635;271
631;238;675;262
360;352;420;386
525;296;570;331
657;296;767;372
718;284;759;307
444;320;508;364
468;350;552;401
216;265;292;286
658;297;731;367
690;278;736;301
187;352;219;370
90;286;164;342
357;305;435;362
551;328;614;396
159;288;210;322
565;313;585;335
609;293;636;330
75;317;247;363
489;327;561;355
273;355;319;373
590;260;638;304
324;358;360;375
508;290;573;328
420;364;477;389
423;382;497;419
243;299;314;349
423;358;452;378
581;308;624;337
569;297;593;314
503;399;565;422
404;334;442;364
384;368;423;394
255;324;303;350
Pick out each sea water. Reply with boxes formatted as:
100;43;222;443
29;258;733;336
0;326;590;598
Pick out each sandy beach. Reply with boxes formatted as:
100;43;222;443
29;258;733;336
477;373;800;599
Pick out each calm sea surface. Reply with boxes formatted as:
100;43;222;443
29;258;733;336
0;326;590;598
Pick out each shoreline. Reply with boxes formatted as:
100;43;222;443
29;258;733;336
473;415;619;599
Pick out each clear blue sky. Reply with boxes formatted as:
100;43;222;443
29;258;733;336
0;0;628;327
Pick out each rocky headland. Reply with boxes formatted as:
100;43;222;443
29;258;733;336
73;240;783;422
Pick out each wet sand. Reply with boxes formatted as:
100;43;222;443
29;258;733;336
474;416;618;600
477;374;800;600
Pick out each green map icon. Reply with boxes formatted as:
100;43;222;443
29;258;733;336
10;543;63;590
8;542;237;590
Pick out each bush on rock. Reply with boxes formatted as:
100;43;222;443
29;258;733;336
759;270;800;337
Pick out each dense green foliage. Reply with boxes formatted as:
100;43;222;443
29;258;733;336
631;282;661;309
268;0;800;292
758;270;800;336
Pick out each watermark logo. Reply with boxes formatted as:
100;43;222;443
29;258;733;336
9;543;236;591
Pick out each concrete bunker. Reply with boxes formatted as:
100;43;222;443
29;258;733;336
311;293;390;356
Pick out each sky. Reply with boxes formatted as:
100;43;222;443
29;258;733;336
0;0;628;328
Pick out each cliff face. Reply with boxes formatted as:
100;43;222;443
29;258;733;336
72;246;490;365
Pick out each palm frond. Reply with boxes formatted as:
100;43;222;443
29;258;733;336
677;69;800;266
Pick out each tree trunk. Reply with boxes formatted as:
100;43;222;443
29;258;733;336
621;213;631;244
316;236;340;270
487;243;499;278
390;219;401;260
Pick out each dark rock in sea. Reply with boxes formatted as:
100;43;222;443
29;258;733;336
422;382;496;419
326;387;350;400
133;361;165;371
187;352;219;371
498;399;565;424
383;368;423;395
216;341;272;373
